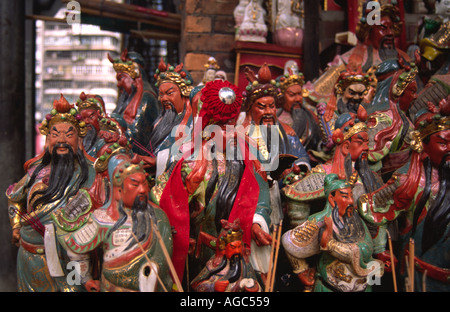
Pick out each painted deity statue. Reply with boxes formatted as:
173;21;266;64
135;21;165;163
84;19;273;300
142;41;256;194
191;219;261;292
282;108;382;231
151;80;273;286
364;56;418;180
76;92;124;158
306;4;408;104
241;64;311;175
319;70;373;146
135;58;194;178
282;174;384;292
54;149;173;292
273;0;304;48
6;95;98;291
358;96;450;292
108;49;160;144
238;0;268;43
276;67;324;164
418;21;450;91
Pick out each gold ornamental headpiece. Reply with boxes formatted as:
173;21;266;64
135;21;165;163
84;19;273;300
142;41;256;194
391;61;419;97
204;56;220;71
410;96;450;152
217;219;244;250
335;70;372;95
154;58;193;97
39;94;87;137
332;106;368;144
242;63;281;111
420;21;450;62
108;49;140;79
75;92;106;117
279;67;305;93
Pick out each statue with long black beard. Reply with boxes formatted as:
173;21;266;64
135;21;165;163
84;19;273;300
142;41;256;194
357;97;450;292
282;174;383;292
191;219;261;292
6;95;97;292
56;153;173;292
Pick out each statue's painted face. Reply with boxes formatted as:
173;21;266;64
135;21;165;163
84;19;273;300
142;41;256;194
342;83;367;106
283;84;303;112
329;187;355;219
47;122;80;155
423;129;450;167
344;131;369;162
369;16;395;50
399;81;418;112
116;72;134;94
251;96;277;126
224;240;242;260
121;172;150;209
159;82;185;114
80;108;101;131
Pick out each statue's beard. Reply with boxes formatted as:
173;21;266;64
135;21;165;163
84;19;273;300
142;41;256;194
146;101;184;153
355;152;382;193
211;159;245;233
82;126;98;154
28;143;89;211
109;195;152;251
378;36;397;61
338;98;362;115
332;202;365;243
114;84;137;115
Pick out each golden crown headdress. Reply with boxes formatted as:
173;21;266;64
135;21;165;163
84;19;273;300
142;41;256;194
108;49;140;79
278;67;305;93
39;94;87;137
335;71;372;95
332;106;368;144
410;97;450;153
217;219;244;251
391;61;419;97
153;58;194;97
242;63;280;111
76;92;106;117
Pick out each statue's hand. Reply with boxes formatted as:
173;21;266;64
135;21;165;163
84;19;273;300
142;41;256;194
85;279;100;292
297;267;316;287
251;224;272;247
11;228;20;247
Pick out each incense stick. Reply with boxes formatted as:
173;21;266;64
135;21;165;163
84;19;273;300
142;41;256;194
386;229;397;292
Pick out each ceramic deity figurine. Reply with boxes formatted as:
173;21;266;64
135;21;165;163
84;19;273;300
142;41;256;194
241;64;311;176
282;108;382;230
364;56;418;180
6;94;98;291
76;92;124;158
307;4;408;102
237;0;268;43
53;148;174;292
108;49;160;145
358;95;450;292
191;219;261;292
151;79;273;286
273;0;304;48
276;66;324;164
282;174;384;292
234;0;250;40
319;69;373;150
134;58;194;178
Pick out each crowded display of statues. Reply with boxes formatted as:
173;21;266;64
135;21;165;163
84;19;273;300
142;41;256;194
5;2;450;293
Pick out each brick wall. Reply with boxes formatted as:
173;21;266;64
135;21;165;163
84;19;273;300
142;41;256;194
180;0;239;85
